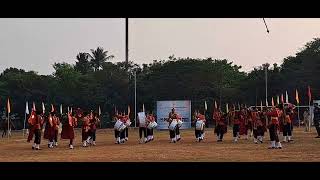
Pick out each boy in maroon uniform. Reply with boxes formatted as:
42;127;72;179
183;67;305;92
266;105;282;149
61;111;77;149
28;110;44;150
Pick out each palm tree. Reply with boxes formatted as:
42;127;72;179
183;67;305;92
75;52;92;74
89;47;114;71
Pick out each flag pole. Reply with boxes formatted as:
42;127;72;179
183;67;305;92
7;110;10;140
298;104;300;128
23;111;26;137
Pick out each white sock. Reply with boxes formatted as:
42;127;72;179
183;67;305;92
283;136;287;142
151;136;154;139
217;135;220;141
254;138;257;143
276;142;282;148
32;143;36;148
288;136;291;141
177;135;180;139
36;144;40;149
86;136;91;142
144;137;147;142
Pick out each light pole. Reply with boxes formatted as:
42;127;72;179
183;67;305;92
263;63;269;108
134;70;137;128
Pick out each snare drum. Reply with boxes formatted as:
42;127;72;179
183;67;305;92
125;121;132;127
147;121;158;129
195;120;204;130
169;120;177;131
114;120;126;131
177;119;183;128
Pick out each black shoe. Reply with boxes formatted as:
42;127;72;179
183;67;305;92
315;136;320;138
177;138;181;142
32;147;35;150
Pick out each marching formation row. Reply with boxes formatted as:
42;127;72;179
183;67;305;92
25;103;320;150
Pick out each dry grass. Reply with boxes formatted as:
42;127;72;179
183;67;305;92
0;127;319;162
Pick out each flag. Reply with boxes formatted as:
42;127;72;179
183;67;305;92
60;104;63;114
204;101;207;111
265;99;268;107
7;98;11;113
98;106;101;116
271;97;275;107
51;104;54;112
308;86;312;103
42;102;45;114
214;100;218;109
70;107;73;113
277;95;280;104
127;105;130;115
32;102;36;111
295;89;299;104
285;91;289;103
226;103;229;113
142;103;145;112
281;94;284;103
25;101;29;114
238;103;240;110
260;100;263;111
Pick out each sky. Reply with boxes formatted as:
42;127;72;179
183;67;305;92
1;18;320;75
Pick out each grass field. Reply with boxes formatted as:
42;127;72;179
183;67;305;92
0;127;319;162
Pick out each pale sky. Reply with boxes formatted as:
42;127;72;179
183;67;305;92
1;18;320;75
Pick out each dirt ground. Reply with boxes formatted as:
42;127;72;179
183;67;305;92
0;127;319;162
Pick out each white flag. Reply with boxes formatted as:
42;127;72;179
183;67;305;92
285;91;289;103
226;103;229;113
60;104;63;114
277;95;280;104
42;102;45;113
25;101;29;114
98;106;101;116
142;103;145;112
204;101;207;111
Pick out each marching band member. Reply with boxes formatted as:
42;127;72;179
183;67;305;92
266;105;282;149
239;107;248;140
230;107;241;143
194;111;206;142
44;112;55;148
124;114;130;141
167;108;181;143
27;110;36;143
113;114;121;144
61;111;77;149
146;112;156;142
119;113;128;144
282;108;293;143
252;108;264;144
53;113;60;147
215;111;227;142
82;112;90;147
88;112;100;146
138;111;147;144
246;108;253;139
28;110;44;150
213;109;222;141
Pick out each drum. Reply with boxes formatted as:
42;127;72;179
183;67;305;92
195;120;204;130
169;120;177;131
114;120;126;131
147;121;158;129
177;119;183;128
125;121;132;127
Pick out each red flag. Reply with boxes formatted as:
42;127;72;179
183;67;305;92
281;94;284;103
308;86;312;103
271;97;275;107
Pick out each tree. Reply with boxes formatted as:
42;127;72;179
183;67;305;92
75;52;92;74
89;47;114;71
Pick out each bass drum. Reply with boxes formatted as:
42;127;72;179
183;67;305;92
195;120;204;130
147;121;158;129
169;120;177;131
